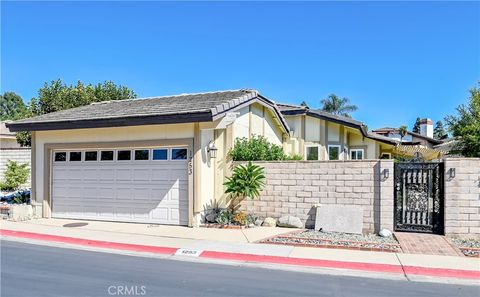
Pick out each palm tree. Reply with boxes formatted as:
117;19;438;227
398;125;408;142
320;94;358;117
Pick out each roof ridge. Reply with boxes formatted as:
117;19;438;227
90;89;257;105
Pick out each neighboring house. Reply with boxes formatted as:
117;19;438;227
371;119;448;160
0;121;31;183
6;90;289;227
278;104;397;160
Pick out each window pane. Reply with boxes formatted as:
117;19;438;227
357;150;363;160
54;152;67;162
69;151;82;161
85;151;98;161
135;149;149;160
117;150;131;161
329;147;339;160
306;147;318;160
153;149;168;160
100;151;114;161
172;148;187;160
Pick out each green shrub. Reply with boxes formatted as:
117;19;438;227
0;160;30;191
215;209;234;225
229;135;297;161
224;161;266;212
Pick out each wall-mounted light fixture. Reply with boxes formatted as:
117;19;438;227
207;140;218;159
448;168;456;179
383;168;390;179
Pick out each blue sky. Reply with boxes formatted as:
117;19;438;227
1;1;479;129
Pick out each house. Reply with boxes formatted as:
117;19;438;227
1;121;22;149
0;121;31;183
371;119;448;160
278;104;397;160
6;90;289;227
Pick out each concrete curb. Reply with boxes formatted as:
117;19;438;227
1;229;479;280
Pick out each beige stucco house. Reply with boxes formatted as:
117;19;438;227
278;104;397;160
7;89;400;227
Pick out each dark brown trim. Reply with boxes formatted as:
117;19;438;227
7;112;213;132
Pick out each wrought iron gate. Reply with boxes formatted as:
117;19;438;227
394;162;444;234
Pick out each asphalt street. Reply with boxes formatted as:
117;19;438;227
1;240;478;297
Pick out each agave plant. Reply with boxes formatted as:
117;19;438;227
224;161;266;212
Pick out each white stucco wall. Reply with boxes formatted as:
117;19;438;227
327;123;340;142
285;115;301;139
305;117;321;142
233;106;249;140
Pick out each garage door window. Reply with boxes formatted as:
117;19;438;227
69;151;82;162
134;149;149;160
100;151;114;161
54;152;67;162
85;151;98;161
117;150;131;161
152;149;168;160
172;148;187;160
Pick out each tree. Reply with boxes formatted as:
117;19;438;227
445;82;480;157
320;94;358;117
398;125;408;141
0;92;28;121
300;101;309;108
17;79;137;146
433;120;448;140
412;117;421;134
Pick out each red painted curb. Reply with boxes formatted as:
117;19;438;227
0;229;178;255
200;251;404;274
1;229;479;280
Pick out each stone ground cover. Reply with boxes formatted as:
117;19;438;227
451;238;480;257
260;230;401;252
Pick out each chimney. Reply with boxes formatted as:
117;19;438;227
419;118;433;138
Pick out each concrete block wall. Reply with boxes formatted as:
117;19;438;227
241;160;394;232
0;148;31;185
444;158;480;238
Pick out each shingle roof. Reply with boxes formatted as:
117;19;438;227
7;89;290;133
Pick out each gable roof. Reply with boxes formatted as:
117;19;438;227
277;103;398;145
371;127;444;145
7;89;290;133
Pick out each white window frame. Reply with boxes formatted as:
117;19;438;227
152;148;170;161
304;145;321;161
350;148;365;160
327;145;341;161
380;152;392;159
171;147;188;161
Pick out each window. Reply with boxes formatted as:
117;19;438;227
54;152;67;162
117;150;131;161
100;151;114;161
328;145;341;160
152;149;168;160
350;149;364;160
134;149;149;160
380;153;391;159
305;146;319;160
172;148;187;160
85;151;98;161
69;151;82;161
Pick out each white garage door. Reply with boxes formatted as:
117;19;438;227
52;147;189;225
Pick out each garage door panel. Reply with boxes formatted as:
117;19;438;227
52;147;189;225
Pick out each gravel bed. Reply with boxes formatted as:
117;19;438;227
290;230;399;244
451;238;480;257
262;230;401;252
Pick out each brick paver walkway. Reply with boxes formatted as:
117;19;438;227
395;232;464;256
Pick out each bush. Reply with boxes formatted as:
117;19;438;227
0;160;29;191
215;209;234;225
224;161;266;212
229;136;296;161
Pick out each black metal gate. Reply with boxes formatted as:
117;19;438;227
394;162;444;234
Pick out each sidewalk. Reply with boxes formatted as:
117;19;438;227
1;219;479;283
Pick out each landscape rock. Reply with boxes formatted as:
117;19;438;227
277;215;303;228
254;218;264;227
205;213;216;223
262;217;277;227
379;229;393;237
